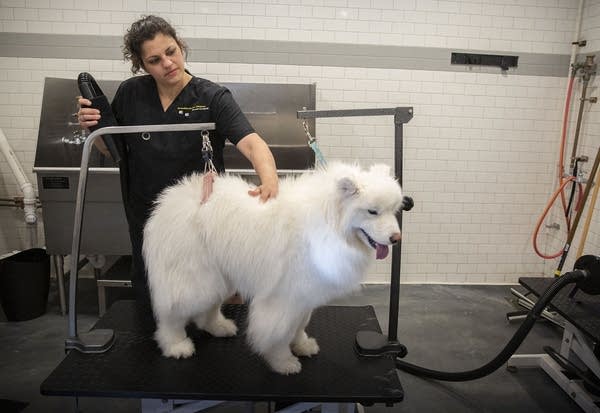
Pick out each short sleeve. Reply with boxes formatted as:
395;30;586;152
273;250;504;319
211;87;255;145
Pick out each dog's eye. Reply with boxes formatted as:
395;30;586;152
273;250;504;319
368;209;378;215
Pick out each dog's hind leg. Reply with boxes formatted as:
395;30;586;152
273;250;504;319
194;303;238;337
261;341;302;375
291;312;320;357
154;316;195;359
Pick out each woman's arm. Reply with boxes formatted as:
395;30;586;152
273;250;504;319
236;132;279;202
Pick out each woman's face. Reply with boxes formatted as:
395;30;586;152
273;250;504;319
140;33;186;89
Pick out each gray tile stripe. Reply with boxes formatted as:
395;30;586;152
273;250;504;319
1;32;123;60
0;32;577;77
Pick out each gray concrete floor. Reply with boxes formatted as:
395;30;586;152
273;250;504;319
0;277;586;413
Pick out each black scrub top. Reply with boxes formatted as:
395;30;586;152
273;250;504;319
110;74;255;226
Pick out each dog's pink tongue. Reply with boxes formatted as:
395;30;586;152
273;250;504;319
376;244;389;260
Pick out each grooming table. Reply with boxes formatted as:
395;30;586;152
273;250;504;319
41;301;404;412
508;277;600;413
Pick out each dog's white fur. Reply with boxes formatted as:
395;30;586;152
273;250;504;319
143;162;403;374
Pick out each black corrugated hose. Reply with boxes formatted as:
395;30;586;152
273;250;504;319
395;268;588;381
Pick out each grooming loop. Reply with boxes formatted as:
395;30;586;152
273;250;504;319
201;129;217;204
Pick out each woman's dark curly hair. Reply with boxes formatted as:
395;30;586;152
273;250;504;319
122;15;189;74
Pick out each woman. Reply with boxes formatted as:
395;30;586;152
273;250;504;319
78;15;278;304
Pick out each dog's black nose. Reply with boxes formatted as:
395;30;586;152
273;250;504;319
402;196;414;211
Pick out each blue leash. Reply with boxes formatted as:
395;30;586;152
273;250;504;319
309;139;328;169
302;120;328;169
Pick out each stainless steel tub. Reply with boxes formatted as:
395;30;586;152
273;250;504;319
34;77;316;255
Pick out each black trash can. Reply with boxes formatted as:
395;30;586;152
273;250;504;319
0;248;50;321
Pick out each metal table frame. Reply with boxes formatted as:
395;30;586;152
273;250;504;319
509;320;600;413
141;400;358;413
508;278;600;413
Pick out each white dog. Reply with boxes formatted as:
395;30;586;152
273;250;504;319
143;162;404;374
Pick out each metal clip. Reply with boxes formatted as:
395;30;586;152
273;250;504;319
201;130;217;174
302;119;316;145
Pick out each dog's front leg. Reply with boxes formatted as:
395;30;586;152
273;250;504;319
291;312;320;357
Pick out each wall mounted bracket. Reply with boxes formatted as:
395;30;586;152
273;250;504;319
451;52;518;71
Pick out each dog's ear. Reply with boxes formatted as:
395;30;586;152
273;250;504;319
369;163;391;176
337;177;359;198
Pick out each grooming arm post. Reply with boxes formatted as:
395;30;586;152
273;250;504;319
297;107;414;357
387;107;414;344
65;123;216;354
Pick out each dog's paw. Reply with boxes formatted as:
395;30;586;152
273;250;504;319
267;355;302;375
205;317;238;337
292;337;320;357
162;337;196;359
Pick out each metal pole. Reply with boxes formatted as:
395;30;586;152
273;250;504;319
297;108;400;118
297;107;414;356
65;123;215;353
67;134;93;338
387;108;406;342
52;255;66;316
569;80;589;172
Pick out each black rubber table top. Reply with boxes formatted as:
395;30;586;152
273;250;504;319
519;277;600;342
41;301;403;404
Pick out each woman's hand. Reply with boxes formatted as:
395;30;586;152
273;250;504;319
236;133;279;203
77;97;110;157
77;97;101;129
248;179;278;202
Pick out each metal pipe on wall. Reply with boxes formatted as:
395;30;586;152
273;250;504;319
0;129;37;226
552;0;585;190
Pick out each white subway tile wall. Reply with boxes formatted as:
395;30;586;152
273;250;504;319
1;0;599;284
0;0;579;53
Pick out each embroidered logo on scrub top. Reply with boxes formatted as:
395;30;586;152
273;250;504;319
177;104;209;117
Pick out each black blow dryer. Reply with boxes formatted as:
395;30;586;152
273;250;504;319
77;72;121;163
